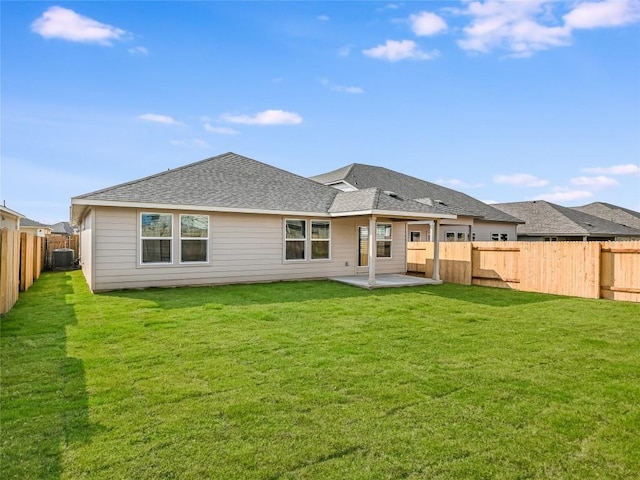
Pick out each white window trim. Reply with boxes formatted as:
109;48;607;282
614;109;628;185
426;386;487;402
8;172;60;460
284;219;307;262
140;212;173;265
445;231;456;242
410;231;421;242
311;220;331;261
179;214;210;264
491;232;509;242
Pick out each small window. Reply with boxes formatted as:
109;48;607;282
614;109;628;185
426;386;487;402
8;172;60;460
141;213;172;264
471;233;476;241
311;221;330;260
500;233;508;242
285;219;306;260
410;231;421;242
376;223;392;258
457;232;466;242
180;214;209;263
491;233;499;241
445;232;455;242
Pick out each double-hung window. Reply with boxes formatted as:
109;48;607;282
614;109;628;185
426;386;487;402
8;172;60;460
376;223;392;258
311;221;330;260
285;219;306;260
141;213;173;264
180;214;209;263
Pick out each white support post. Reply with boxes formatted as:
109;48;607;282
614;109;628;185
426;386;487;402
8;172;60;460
368;215;377;287
433;219;441;282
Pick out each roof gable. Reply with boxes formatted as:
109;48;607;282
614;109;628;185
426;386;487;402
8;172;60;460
572;202;640;230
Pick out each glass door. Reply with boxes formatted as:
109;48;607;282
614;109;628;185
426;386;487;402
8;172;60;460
358;226;368;267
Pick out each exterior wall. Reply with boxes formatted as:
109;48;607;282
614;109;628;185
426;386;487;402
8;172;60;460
78;209;95;291
0;212;20;230
88;207;410;292
471;221;518;242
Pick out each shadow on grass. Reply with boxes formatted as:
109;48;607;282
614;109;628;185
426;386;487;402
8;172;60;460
424;282;565;307
0;272;94;478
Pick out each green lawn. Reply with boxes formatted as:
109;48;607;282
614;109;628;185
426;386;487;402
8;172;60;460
2;271;639;479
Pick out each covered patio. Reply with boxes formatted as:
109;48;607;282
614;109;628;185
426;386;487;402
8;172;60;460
330;273;443;289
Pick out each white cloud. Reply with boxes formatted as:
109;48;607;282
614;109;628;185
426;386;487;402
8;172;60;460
532;188;593;203
435;178;484;188
319;77;364;94
128;46;148;56
456;0;640;57
317;15;330;22
564;0;640;29
570;175;618;189
363;39;439;61
410;11;448;36
220;110;303;125
138;113;180;125
493;173;548;187
457;1;570;57
31;6;128;45
204;123;239;135
582;164;640;175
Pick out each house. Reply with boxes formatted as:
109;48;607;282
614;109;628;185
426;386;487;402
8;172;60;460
492;200;640;241
310;164;522;242
49;221;77;236
19;218;52;237
0;205;23;230
572;202;640;231
70;152;457;292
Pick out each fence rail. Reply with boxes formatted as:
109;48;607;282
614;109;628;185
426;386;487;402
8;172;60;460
408;241;640;302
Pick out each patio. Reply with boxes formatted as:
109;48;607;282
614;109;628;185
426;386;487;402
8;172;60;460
330;274;442;289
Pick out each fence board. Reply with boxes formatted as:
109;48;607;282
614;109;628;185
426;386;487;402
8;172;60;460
1;229;21;315
407;240;639;302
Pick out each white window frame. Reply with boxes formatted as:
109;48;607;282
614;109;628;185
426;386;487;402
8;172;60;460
445;231;456;242
311;220;331;261
285;219;307;261
140;212;173;265
491;233;509;242
457;232;466;242
179;214;210;264
500;233;509;242
376;223;392;258
410;231;421;242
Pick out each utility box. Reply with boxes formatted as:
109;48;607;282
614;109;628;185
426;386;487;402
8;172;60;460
52;248;74;269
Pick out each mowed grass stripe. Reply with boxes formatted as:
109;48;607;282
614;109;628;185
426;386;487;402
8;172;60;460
1;271;639;479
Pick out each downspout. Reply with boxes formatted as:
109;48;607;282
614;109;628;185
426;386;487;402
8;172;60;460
368;215;377;287
432;219;441;282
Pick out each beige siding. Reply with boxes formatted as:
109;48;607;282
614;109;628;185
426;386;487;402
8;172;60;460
471;221;518;242
91;207;375;292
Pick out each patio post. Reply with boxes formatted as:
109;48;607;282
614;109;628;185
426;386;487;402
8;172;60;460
432;219;441;281
368;215;377;287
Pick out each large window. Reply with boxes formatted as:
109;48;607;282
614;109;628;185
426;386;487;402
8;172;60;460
141;213;172;264
311;221;330;260
376;223;392;258
285;219;306;260
180;214;209;263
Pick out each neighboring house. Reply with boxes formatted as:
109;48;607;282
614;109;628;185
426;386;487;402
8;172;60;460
50;221;77;236
70;152;456;292
20;218;52;237
310;164;522;242
572;202;640;231
492;200;640;241
0;205;23;230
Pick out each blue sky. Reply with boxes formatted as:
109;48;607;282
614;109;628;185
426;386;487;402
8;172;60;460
2;0;639;224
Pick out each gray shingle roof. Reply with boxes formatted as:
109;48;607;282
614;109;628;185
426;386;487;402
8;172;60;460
492;200;640;237
20;217;49;228
74;152;339;213
310;163;522;223
72;152;455;219
572;202;640;230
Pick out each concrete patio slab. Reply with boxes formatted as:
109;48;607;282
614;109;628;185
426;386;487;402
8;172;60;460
330;274;442;289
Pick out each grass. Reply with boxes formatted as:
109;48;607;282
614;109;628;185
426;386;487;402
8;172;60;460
1;271;639;479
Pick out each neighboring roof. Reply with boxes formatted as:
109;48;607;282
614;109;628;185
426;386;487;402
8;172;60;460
50;221;75;235
329;188;451;216
72;152;456;222
20;217;49;228
492;200;640;238
0;205;23;218
310;163;522;223
572;202;640;230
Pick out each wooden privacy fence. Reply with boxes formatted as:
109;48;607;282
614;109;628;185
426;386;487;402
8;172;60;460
45;234;79;269
408;241;640;302
0;229;45;315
